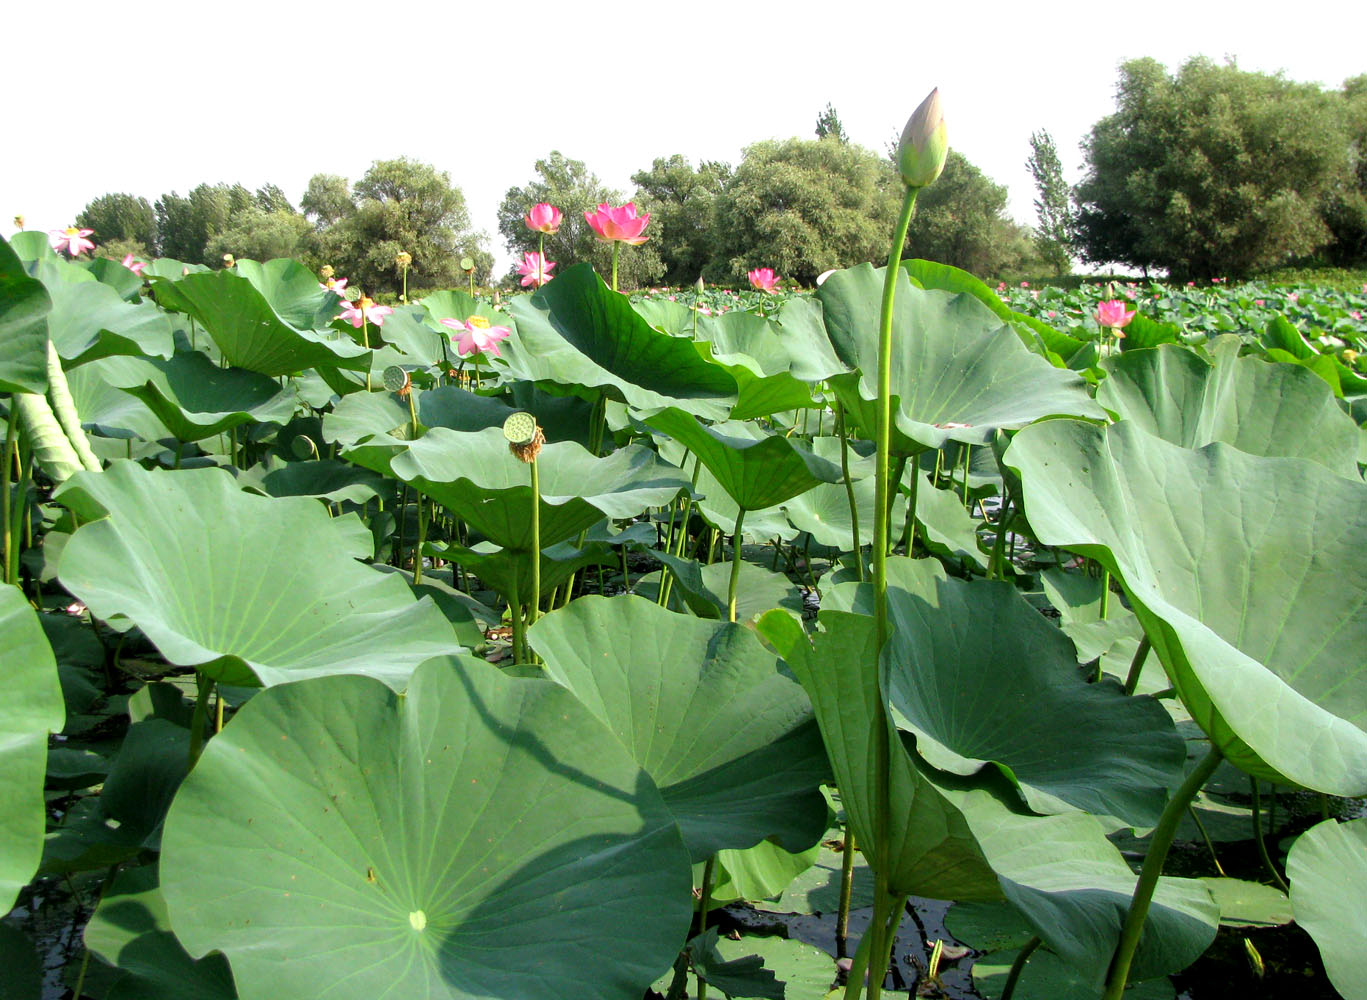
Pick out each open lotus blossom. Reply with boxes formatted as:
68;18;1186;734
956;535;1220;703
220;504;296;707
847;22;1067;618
120;253;147;276
320;276;349;298
748;267;780;294
584;202;650;244
442;314;512;358
338;295;393;328
517;251;555;288
49;226;95;256
524;203;563;234
1094;299;1136;333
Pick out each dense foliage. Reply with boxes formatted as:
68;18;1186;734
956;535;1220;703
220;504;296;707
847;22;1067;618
1075;57;1367;279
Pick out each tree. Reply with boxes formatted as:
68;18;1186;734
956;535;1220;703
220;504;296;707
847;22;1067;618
1322;74;1367;267
309;157;487;293
1025;130;1073;275
300;174;354;229
631;155;730;285
904;151;1036;278
76;193;156;256
498;151;664;290
206;207;311;263
815;104;849;144
709;138;900;285
1074;57;1354;279
154;183;253;264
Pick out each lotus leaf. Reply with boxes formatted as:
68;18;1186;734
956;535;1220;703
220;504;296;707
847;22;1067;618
0;587;65;910
160;657;693;1000
529;595;830;858
0;237;49;394
1005;420;1367;794
1286;818;1367;1000
54;461;463;689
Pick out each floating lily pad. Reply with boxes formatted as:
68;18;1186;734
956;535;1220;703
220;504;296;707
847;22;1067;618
1287;818;1367;1000
160;657;693;1000
55;461;463;689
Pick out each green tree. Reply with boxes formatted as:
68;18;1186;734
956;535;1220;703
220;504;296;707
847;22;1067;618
498;151;663;290
76;193;157;257
708;138;900;285
300;174;355;229
1026;130;1073;275
1074;57;1354;279
630;155;730;285
1322;74;1367;266
310;157;487;293
904;151;1036;278
206;207;312;263
154;183;253;264
815;103;849;143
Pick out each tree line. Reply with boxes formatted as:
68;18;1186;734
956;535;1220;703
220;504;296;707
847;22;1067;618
74;59;1367;290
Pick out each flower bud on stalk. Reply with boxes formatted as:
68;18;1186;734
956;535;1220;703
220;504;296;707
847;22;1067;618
897;88;948;189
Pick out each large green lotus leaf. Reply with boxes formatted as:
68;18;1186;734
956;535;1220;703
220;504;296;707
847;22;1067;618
646;407;841;512
321;388;413;448
750;839;876;915
901;258;1057;352
417;383;595;448
529;596;830;859
756;609;999;901
65;357;174;441
84;864;237;1000
772;294;847;382
368;305;451;365
0;586;65;910
242;457;387;505
1099;339;1360;477
708;838;824;906
160;657;693;1000
503;263;737;419
156;267;368;377
232;258;341;331
434;537;617;604
913;476;990;571
54;461;463;689
419;288;510;331
641;552;801;623
41;266;173;366
816;263;1104;449
688;311;820;420
758;608;1215;984
825;558;1185;828
84;255;146;301
1005;421;1367;794
782;467;906;552
1286;818;1367;1000
101;351;297;441
0;237;50;393
973;948;1175;1000
657;436;797;542
363;426;690;550
0;923;42;999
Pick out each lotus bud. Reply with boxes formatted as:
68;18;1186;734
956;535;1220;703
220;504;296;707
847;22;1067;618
695;276;705;293
13;215;24;230
896;88;948;189
319;264;335;279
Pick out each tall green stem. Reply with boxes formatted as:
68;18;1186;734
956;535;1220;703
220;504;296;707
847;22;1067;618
728;509;747;623
362;318;372;391
1102;743;1223;1000
1123;636;1152;695
1001;936;1042;1000
696;855;717;1000
187;670;215;769
413;492;427;585
835;403;864;582
836;830;857;954
1250;780;1290;893
866;181;918;1000
611;241;620;292
528;455;541;634
2;400;17;586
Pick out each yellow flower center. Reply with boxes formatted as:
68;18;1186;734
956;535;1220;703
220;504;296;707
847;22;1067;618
65;227;79;236
467;315;491;330
358;296;375;310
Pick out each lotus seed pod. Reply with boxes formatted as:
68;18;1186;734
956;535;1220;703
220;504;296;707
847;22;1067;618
222;253;235;267
13;215;24;230
395;251;412;268
382;365;409;394
897;88;948;189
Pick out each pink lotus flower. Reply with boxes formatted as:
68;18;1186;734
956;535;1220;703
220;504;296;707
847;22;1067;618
524;203;563;234
996;282;1007;291
1095;299;1136;332
748;267;780;294
517;251;555;288
1255;299;1265;307
338;295;393;327
584;202;650;245
49;226;94;257
320;276;349;297
441;315;512;358
120;253;147;276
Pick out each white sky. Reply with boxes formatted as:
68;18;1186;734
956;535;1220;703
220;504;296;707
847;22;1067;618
5;0;1362;274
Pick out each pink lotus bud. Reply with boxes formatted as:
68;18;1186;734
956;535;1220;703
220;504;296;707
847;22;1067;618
896;88;947;189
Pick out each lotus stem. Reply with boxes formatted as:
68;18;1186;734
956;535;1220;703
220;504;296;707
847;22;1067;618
509;578;526;663
1103;742;1223;1000
960;444;972;507
835;402;864;581
1187;804;1225;876
1001;936;1042;1000
1250;780;1289;893
413;492;427;585
696;855;717;1000
362;318;372;391
611;242;619;293
187;670;215;769
1099;568;1111;619
902;463;921;556
1123;636;1152;695
528;455;541;633
728;509;747;622
45;342;100;472
836;830;857;955
2;400;16;586
9;444;32;587
841;920;876;1000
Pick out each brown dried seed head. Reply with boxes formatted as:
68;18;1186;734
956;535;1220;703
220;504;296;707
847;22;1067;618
510;426;546;463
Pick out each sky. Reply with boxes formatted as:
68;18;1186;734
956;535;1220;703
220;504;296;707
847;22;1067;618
5;0;1363;275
